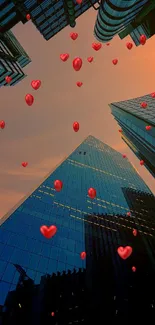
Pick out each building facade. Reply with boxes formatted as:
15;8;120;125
0;0;99;41
110;94;155;178
0;30;31;86
119;0;155;46
94;0;149;43
0;136;155;321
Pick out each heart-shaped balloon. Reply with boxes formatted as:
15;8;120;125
22;162;28;167
5;76;12;83
76;81;83;87
60;53;69;62
145;125;151;131
117;246;132;260
87;56;93;63
70;32;78;40
31;80;41;90
40;225;57;239
133;229;137;237
25;94;34;106
112;59;118;65
92;42;102;51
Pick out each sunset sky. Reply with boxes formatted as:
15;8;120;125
0;8;155;219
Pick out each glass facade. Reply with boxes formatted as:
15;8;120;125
110;94;155;177
1;135;155;314
23;0;99;41
0;29;31;86
94;0;149;43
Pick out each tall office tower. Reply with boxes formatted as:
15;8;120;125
110;94;155;178
0;30;31;86
119;0;155;46
94;0;149;43
0;0;99;41
0;136;155;322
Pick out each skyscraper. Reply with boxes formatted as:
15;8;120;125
110;94;155;178
0;0;99;41
0;30;31;86
0;136;155;321
119;0;155;46
94;0;149;43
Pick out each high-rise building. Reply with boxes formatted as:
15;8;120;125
94;0;149;43
0;136;155;322
110;94;155;178
0;0;99;41
0;30;31;86
119;0;155;46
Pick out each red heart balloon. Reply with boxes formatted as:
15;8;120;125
132;266;136;272
73;57;82;71
126;42;133;50
139;34;146;45
122;154;126;158
92;42;102;51
26;13;31;20
22;162;28;167
151;92;155;98
118;129;122;133
133;229;137;236
76;0;82;4
145;125;151;131
106;43;110;46
54;180;63;192
51;312;55;317
60;53;69;62
73;121;79;132
140;160;144;166
76;81;83;87
141;102;147;108
112;59;118;65
31;80;41;90
0;120;5;129
126;212;131;216
70;32;78;40
5;76;12;83
87;56;93;63
80;251;86;260
25;94;34;106
88;187;96;199
40;225;57;239
117;246;133;260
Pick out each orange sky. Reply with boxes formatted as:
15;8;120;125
0;8;155;219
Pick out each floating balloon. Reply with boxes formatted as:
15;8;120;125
60;53;69;62
126;42;133;50
92;42;102;51
118;129;122;133
25;94;34;106
73;121;79;132
141;102;147;108
5;76;12;83
31;80;41;90
140;160;144;166
51;312;55;317
88;187;96;199
40;225;57;239
22;162;28;167
73;57;82;71
26;13;31;20
112;59;118;65
117;246;133;260
54;180;63;192
132;266;136;272
122;154;126;158
80;251;86;260
151;92;155;98
126;212;131;217
0;120;5;129
133;229;137;237
76;81;83;87
145;125;151;131
76;0;82;3
140;34;146;45
106;43;110;46
70;32;78;40
87;56;93;63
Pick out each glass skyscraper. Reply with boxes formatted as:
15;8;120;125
110;94;155;178
119;0;155;46
0;0;99;41
94;0;149;43
0;30;31;86
0;136;155;321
